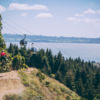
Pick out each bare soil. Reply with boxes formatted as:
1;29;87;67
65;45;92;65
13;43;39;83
0;71;24;100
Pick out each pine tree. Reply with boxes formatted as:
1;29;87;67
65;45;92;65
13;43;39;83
0;14;6;49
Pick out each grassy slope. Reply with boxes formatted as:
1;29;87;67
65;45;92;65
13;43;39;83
18;68;81;100
3;68;81;100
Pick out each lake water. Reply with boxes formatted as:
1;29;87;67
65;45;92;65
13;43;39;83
6;42;100;62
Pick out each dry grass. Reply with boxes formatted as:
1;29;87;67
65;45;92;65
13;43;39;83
18;68;81;100
2;68;81;100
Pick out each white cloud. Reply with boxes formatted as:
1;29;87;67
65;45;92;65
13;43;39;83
75;13;83;17
21;13;28;16
67;17;77;21
0;5;6;13
8;3;48;11
97;10;100;14
36;13;53;18
67;17;81;22
67;17;100;23
83;18;100;23
67;8;100;23
75;8;100;17
83;8;96;14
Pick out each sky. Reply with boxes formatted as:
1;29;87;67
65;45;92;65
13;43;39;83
0;0;100;37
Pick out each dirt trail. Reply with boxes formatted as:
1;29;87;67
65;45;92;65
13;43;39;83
0;71;24;100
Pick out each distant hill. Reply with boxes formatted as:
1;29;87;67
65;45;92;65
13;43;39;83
1;68;81;100
3;33;100;44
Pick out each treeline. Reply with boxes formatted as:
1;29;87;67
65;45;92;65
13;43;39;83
6;44;100;100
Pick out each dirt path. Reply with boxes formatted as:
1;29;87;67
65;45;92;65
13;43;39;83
0;71;24;100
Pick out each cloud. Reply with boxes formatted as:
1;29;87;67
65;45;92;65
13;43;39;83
75;13;83;17
75;8;100;17
67;17;100;23
67;8;100;23
97;10;100;14
8;3;48;11
36;13;53;18
83;8;96;14
0;5;6;13
21;13;28;16
83;18;100;23
67;17;77;21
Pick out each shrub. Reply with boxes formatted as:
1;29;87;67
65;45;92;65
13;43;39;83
50;74;55;78
22;64;28;69
93;94;100;100
60;87;67;93
45;81;50;87
66;96;70;100
3;94;22;100
0;52;12;73
36;71;45;82
12;54;25;70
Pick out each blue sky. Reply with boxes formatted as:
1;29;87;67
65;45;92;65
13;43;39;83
0;0;100;37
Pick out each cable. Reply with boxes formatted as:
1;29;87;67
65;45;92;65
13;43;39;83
3;20;26;34
3;17;34;35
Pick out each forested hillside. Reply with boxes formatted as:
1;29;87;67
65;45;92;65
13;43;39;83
6;44;100;100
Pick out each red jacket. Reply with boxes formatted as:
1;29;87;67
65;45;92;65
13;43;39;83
0;52;6;56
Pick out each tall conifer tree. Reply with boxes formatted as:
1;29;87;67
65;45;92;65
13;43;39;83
0;14;6;49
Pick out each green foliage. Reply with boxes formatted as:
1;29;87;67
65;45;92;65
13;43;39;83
93;94;100;100
45;81;50;87
0;62;10;72
0;15;6;49
12;54;26;70
3;94;22;100
29;48;100;100
18;71;30;87
0;51;12;72
22;64;28;69
8;43;19;56
3;94;44;100
50;74;55;78
36;71;45;82
66;96;70;100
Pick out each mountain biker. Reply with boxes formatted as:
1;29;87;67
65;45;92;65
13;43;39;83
0;50;6;61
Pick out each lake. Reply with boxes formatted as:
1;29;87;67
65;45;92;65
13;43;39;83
6;42;100;62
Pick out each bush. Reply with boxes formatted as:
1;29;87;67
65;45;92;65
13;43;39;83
93;94;100;100
3;94;22;100
0;63;10;72
0;51;12;73
45;81;50;87
36;71;45;82
12;54;25;70
66;96;70;100
3;94;44;100
50;74;55;78
60;87;67;93
22;64;28;69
